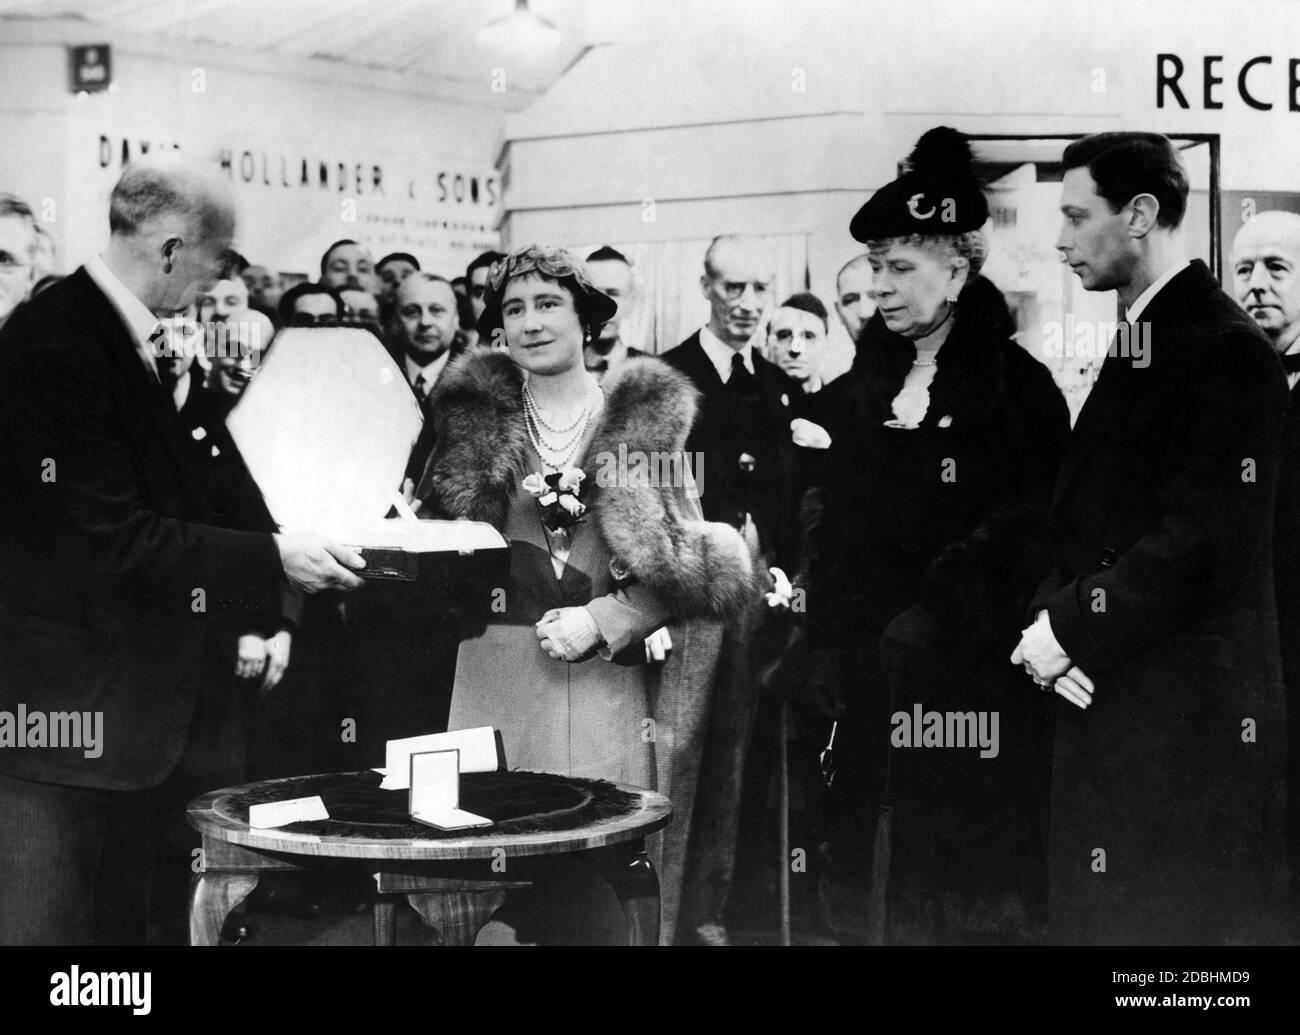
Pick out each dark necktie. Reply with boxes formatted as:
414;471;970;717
727;351;757;394
413;373;427;398
148;324;168;384
149;325;184;409
1282;352;1300;374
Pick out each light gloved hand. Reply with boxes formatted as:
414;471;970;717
261;629;292;692
235;634;268;681
536;606;602;662
790;417;832;449
644;626;673;663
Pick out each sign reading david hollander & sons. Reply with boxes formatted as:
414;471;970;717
94;134;499;210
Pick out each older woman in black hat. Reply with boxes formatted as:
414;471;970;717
806;128;1070;944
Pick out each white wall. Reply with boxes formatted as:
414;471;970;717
499;0;1300;366
0;21;505;279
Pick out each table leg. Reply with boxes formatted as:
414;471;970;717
406;890;507;946
585;842;661;946
373;897;397;946
189;872;260;946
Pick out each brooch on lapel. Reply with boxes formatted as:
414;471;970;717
937;415;954;428
523;467;587;534
780;393;790;408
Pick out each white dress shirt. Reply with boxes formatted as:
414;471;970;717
405;350;451;400
84;255;161;384
1124;257;1190;323
699;325;755;384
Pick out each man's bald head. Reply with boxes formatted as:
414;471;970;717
110;154;235;246
835;253;875;341
104;155;237;315
1231;210;1300;354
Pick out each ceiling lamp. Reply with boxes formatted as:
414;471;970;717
477;0;562;49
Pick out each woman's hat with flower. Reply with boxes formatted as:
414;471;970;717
477;244;618;341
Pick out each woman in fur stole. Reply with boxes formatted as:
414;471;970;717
412;245;756;791
806;128;1071;943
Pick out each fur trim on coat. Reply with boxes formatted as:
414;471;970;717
414;347;758;621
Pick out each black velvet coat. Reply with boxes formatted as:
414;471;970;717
810;275;1069;651
808;275;1070;943
1275;381;1300;930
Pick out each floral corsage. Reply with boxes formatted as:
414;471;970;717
523;466;587;533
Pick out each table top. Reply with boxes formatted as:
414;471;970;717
188;770;672;861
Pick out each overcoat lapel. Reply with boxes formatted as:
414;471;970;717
1050;262;1207;510
78;269;209;502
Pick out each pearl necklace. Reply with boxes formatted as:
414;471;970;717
524;379;589;434
523;378;599;470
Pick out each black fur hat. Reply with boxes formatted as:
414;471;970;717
849;126;989;242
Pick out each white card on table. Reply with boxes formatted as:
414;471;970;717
409;749;491;830
373;726;498;790
248;795;329;829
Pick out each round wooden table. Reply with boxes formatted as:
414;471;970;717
187;770;671;946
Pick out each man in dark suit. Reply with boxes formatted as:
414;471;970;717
662;234;800;944
1231;209;1300;934
0;156;367;945
396;273;461;488
1014;132;1289;944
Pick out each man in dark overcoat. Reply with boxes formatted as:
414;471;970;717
1015;132;1289;944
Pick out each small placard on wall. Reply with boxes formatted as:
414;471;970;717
68;45;112;94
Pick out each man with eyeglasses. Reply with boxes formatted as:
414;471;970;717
0;194;40;334
767;290;836;505
663;234;802;945
770;292;829;393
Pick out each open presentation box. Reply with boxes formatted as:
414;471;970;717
227;328;508;584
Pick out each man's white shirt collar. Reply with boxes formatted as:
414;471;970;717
85;255;159;349
1125;258;1190;323
85;255;162;382
405;349;451;396
699;325;754;384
